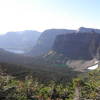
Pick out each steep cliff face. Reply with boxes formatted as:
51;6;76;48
53;32;100;60
29;29;76;56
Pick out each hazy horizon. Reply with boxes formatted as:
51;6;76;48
0;0;100;34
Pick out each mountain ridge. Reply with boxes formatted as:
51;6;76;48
29;27;100;57
0;30;41;52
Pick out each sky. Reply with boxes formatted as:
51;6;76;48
0;0;100;34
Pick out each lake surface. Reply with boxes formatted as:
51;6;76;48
5;49;25;54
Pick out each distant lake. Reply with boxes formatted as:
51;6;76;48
5;49;25;54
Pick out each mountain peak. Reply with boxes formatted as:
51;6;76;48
78;27;100;33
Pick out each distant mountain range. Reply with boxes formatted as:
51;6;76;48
0;30;41;52
29;29;76;56
29;27;100;58
0;27;100;71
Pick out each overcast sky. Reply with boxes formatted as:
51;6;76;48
0;0;100;34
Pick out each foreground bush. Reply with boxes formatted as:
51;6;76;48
0;69;100;100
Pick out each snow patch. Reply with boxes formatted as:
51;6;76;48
88;64;98;70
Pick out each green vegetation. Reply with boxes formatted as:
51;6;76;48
80;70;100;99
0;63;100;100
0;63;80;82
0;74;75;100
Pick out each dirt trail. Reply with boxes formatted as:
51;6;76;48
74;87;80;100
